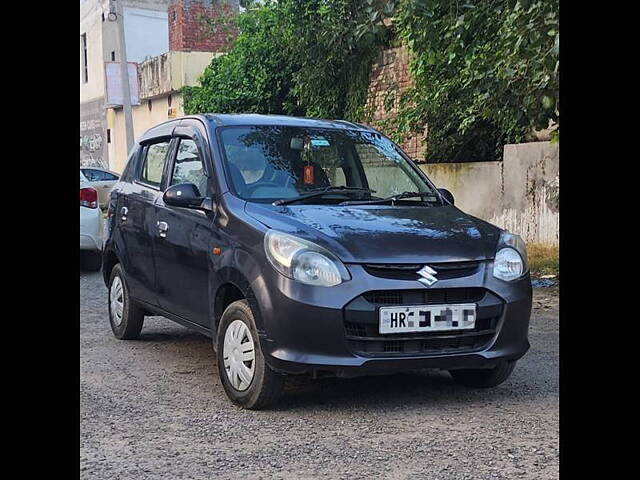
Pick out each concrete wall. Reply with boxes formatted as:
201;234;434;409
420;142;559;245
123;6;169;62
100;1;171;65
80;0;108;168
80;0;106;102
138;50;217;98
108;92;184;172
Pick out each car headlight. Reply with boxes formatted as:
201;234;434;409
264;230;350;287
493;231;528;282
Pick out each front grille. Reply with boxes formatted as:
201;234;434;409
344;288;503;357
345;332;496;355
362;287;485;306
363;261;481;281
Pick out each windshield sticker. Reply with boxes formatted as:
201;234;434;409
310;136;330;147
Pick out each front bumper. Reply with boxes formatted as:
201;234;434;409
254;262;532;377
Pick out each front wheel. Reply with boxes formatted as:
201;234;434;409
449;360;516;388
216;300;283;409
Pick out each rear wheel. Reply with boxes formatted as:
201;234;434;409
81;250;102;272
108;264;144;340
216;300;284;409
449;360;516;388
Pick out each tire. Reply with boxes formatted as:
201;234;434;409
108;264;144;340
82;250;102;272
449;360;516;388
216;300;284;409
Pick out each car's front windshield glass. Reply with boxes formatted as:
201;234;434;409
218;126;439;205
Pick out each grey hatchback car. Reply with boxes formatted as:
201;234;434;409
103;114;532;409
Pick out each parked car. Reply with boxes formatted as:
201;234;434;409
102;114;532;409
80;167;120;208
80;170;103;271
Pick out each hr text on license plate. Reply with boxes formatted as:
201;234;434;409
379;304;476;334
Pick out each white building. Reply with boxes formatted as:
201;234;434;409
80;0;238;172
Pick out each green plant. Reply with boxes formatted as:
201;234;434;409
283;0;393;120
527;243;559;278
182;0;392;121
393;0;559;162
182;3;299;115
184;0;559;164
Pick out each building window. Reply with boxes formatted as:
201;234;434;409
81;33;88;83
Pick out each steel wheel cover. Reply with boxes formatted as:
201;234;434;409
222;319;256;391
110;276;124;326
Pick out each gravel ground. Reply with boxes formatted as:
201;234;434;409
80;269;559;480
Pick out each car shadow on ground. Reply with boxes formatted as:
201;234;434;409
133;322;552;412
273;371;531;412
79;264;101;274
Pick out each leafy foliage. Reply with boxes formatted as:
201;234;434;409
394;0;559;161
184;0;559;162
183;0;392;121
182;5;299;115
284;0;393;120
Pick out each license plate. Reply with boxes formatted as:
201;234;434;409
379;304;476;334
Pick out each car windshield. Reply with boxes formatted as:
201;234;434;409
219;126;439;204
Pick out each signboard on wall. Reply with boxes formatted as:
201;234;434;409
105;62;140;106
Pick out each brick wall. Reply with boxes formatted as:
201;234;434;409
364;46;427;162
168;0;239;52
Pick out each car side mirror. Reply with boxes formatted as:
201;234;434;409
438;188;455;205
163;183;213;212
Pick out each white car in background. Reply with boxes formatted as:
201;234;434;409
80;170;103;271
79;167;119;208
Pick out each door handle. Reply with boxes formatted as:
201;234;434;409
157;221;169;238
120;206;128;222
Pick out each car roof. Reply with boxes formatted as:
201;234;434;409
138;114;377;144
201;113;375;131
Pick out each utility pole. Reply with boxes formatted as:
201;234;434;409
110;0;135;154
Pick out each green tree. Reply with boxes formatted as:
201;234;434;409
182;0;392;121
394;0;559;161
182;3;300;115
184;0;558;163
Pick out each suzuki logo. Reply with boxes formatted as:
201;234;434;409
417;265;438;287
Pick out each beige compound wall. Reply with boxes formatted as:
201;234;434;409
420;142;559;246
108;92;185;172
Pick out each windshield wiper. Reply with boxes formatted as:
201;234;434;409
339;191;437;206
273;186;375;206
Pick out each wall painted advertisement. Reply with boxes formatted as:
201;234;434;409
80;97;108;169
